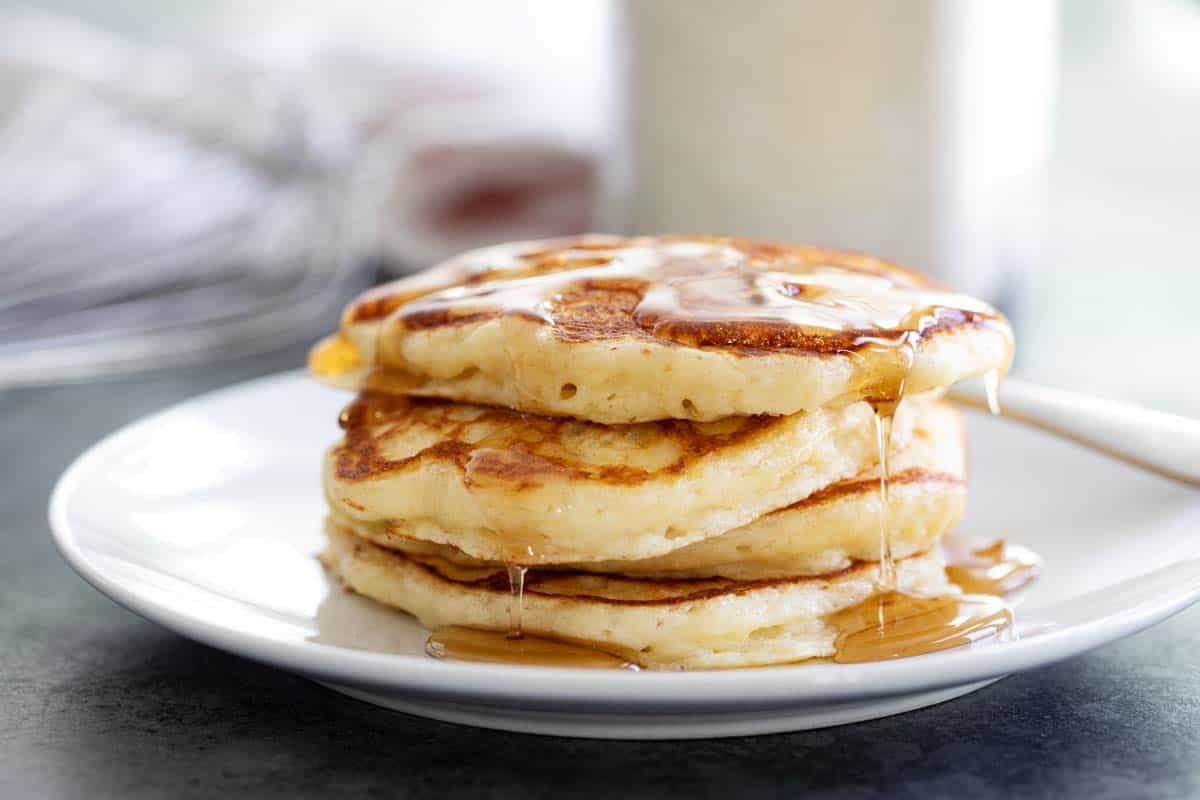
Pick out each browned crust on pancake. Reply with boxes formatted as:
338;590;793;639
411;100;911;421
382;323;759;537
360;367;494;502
395;284;991;356
635;306;989;355
331;522;926;606
344;235;1002;356
345;244;625;324
331;391;782;486
784;466;962;510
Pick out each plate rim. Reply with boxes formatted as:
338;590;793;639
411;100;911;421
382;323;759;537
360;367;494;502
47;370;1200;711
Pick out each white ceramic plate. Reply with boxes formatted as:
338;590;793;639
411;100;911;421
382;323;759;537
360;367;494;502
50;372;1200;739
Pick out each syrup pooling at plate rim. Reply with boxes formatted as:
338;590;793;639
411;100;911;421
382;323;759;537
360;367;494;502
828;535;1043;665
944;537;1043;596
425;626;639;670
829;591;1015;664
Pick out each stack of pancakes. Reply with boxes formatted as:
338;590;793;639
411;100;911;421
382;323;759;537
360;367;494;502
312;235;1013;669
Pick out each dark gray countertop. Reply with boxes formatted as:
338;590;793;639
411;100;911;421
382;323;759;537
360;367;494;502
3;345;1199;800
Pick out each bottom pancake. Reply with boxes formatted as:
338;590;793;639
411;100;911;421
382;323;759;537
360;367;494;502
322;522;958;670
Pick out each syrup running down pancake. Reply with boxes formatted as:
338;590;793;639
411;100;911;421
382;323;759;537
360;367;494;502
310;235;1013;424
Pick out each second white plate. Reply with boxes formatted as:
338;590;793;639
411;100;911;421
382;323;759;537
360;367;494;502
49;372;1200;738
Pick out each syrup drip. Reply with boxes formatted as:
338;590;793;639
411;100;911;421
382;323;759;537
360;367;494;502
944;538;1042;596
830;591;1014;664
871;408;897;592
423;561;639;669
336;392;404;431
426;626;638;670
857;330;917;593
309;334;362;378
506;564;528;639
840;328;1025;660
844;326;916;594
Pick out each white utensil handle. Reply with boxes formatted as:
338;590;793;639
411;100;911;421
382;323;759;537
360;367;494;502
948;378;1200;487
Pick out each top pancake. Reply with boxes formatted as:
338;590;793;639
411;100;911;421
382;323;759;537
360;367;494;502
311;235;1013;423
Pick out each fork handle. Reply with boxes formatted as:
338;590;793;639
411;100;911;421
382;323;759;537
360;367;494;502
947;378;1200;487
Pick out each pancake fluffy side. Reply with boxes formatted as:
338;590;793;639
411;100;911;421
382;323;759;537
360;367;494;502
324;392;928;564
322;522;958;670
339;400;966;579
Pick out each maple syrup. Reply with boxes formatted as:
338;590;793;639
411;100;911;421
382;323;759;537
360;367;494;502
309;334;362;378
829;591;1014;664
506;564;527;638
426;626;638;670
387;240;1007;358
944;538;1042;596
858;332;918;593
829;327;1023;660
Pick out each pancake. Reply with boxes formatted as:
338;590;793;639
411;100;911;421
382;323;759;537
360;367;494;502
324;391;929;565
593;400;964;577
311;235;1012;423
322;522;959;670
334;400;966;579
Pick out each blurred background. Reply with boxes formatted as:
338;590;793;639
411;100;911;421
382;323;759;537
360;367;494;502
0;0;1196;412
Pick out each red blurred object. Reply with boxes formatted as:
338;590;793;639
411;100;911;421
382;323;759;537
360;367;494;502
309;50;597;272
